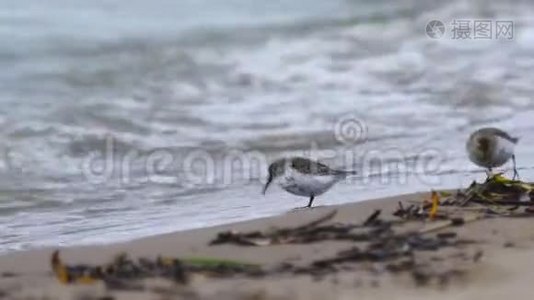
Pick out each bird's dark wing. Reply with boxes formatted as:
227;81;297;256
290;157;342;176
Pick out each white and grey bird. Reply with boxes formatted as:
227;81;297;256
466;127;519;178
262;157;357;208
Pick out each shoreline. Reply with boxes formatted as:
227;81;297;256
1;189;534;299
0;192;424;270
1;188;442;256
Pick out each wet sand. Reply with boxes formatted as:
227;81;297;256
1;191;534;300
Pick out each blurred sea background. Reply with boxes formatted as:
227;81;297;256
1;0;534;252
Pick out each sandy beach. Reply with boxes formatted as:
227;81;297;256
2;0;534;299
1;188;534;300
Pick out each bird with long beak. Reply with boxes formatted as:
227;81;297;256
466;127;519;179
262;157;357;208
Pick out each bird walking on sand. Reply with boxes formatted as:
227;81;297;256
466;127;519;179
262;157;357;208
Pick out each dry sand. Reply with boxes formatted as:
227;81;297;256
1;191;534;300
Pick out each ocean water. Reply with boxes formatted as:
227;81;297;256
1;0;534;253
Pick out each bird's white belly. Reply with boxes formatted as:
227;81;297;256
276;171;339;197
489;137;515;167
496;137;514;156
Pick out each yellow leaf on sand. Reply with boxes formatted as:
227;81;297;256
51;250;70;284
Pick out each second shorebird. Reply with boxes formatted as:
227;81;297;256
466;127;519;178
262;157;357;208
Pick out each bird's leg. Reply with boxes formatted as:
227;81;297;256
307;195;315;208
512;154;520;180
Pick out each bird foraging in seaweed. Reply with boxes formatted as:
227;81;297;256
466;127;519;179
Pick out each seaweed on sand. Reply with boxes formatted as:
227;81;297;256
208;208;476;284
209;210;398;247
393;175;534;221
50;208;473;288
460;174;534;209
50;250;262;288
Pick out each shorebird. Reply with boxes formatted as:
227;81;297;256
466;127;519;179
262;157;357;208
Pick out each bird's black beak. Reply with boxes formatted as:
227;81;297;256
262;174;273;195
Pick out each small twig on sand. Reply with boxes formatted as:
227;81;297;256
292;210;338;231
363;210;382;226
